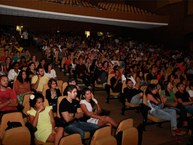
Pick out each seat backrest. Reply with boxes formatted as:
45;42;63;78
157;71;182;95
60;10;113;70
121;127;138;145
90;126;112;145
116;118;133;135
42;84;49;98
95;136;117;145
57;80;63;94
62;82;68;96
57;96;66;118
23;94;32;115
59;134;83;145
0;112;25;139
2;127;31;145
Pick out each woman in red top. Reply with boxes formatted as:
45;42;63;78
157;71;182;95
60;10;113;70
13;70;31;104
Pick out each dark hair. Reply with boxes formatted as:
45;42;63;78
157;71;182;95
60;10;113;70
16;70;29;83
126;78;132;84
82;88;96;108
48;78;57;88
28;62;35;68
44;63;52;73
65;85;77;95
0;75;7;80
163;81;170;96
12;62;19;68
176;82;183;88
189;82;193;88
29;93;44;108
145;84;157;96
67;77;76;83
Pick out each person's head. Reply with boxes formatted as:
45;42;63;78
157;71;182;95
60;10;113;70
37;67;44;76
20;56;26;62
146;84;158;95
12;62;19;70
163;81;173;91
32;55;36;61
29;93;44;109
78;56;83;64
44;63;53;73
176;82;185;92
82;88;92;100
102;61;108;68
0;75;8;88
68;78;76;86
48;78;58;89
16;51;20;56
17;70;28;83
138;71;144;78
65;85;77;99
5;57;11;64
189;82;193;90
40;58;46;65
114;69;120;77
151;64;158;74
126;79;133;88
28;62;35;70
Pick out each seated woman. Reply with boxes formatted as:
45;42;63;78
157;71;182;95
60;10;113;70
27;93;63;145
26;62;36;82
80;88;117;128
46;78;61;112
160;81;188;128
146;84;185;136
13;70;31;104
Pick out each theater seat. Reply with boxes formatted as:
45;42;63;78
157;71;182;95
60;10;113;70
2;127;31;145
59;134;83;145
90;126;117;145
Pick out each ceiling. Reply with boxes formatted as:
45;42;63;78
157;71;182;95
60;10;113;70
0;4;168;29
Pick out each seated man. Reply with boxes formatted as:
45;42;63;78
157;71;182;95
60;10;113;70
175;82;193;114
123;79;143;104
59;85;98;140
31;67;49;93
110;68;122;93
0;75;18;114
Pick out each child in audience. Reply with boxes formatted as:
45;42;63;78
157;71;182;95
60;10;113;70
27;93;63;145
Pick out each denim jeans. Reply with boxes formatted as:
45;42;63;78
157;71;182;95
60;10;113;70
130;95;142;105
64;121;98;139
185;105;193;115
150;107;177;130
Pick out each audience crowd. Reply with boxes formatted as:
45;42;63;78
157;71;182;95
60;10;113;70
0;28;193;144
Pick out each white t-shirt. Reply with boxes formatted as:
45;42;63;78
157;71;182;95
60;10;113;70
45;69;57;79
188;90;193;97
80;100;99;124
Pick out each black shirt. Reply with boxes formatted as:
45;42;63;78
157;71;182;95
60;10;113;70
123;87;143;102
59;98;80;121
175;91;190;102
